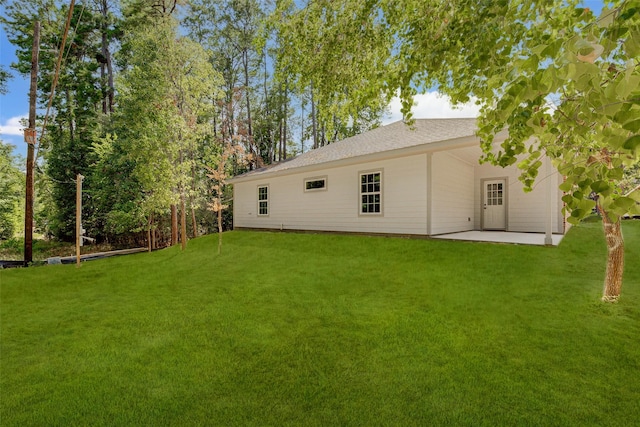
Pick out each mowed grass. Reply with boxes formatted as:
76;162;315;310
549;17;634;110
1;221;639;426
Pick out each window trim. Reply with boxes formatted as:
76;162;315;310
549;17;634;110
303;175;328;192
257;184;269;217
358;169;383;216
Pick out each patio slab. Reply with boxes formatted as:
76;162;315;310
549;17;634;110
431;231;564;246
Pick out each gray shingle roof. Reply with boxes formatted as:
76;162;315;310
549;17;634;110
235;118;479;180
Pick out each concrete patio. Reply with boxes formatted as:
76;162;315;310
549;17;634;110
431;231;564;246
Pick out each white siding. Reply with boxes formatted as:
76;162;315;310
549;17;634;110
430;152;475;234
233;146;566;236
233;154;429;235
473;160;564;233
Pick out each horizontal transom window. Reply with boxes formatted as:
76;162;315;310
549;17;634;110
304;176;327;192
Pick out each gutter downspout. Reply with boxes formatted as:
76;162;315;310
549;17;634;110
427;153;432;236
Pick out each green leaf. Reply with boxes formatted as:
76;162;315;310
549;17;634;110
580;198;596;212
597;7;615;28
624;28;640;57
559;180;574;192
567;216;581;225
607;167;624;180
565;63;577;80
617;75;640;99
613;197;636;211
570;208;584;218
573;37;594;52
622;119;640;133
622;135;640;150
590;180;609;193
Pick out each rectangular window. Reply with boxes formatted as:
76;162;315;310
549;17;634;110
257;185;269;216
360;171;382;214
304;176;327;192
486;182;503;206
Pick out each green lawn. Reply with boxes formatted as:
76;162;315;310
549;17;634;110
1;221;639;426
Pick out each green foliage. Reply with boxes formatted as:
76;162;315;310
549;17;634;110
0;64;11;95
0;237;116;261
468;1;640;225
273;0;639;222
112;16;222;230
2;0;116;241
0;141;24;240
1;224;639;424
270;0;391;143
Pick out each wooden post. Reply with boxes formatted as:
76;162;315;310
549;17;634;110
76;174;84;267
24;21;40;266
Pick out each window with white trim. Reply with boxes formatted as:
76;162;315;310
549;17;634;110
257;185;269;216
304;176;327;192
360;171;382;214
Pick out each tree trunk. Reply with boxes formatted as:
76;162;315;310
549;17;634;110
217;207;223;255
311;82;318;149
180;195;187;250
283;79;288;160
278;117;283;161
147;215;152;253
100;0;114;114
243;49;254;168
191;203;198;238
601;210;624;302
171;204;178;245
150;214;156;250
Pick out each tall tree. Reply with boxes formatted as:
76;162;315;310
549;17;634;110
185;0;265;168
0;141;24;240
113;16;222;249
270;0;390;145
206;138;249;254
273;0;640;301
3;0;108;241
96;0;116;114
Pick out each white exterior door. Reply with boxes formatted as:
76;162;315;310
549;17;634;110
483;179;506;230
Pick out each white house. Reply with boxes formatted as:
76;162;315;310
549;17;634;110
229;119;566;239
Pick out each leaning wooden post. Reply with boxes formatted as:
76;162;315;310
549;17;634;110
76;174;84;267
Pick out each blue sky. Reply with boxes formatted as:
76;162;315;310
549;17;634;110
1;1;605;159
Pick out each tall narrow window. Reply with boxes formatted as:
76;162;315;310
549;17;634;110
258;185;269;216
360;171;382;214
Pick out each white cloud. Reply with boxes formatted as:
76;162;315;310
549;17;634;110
0;115;28;137
382;92;481;125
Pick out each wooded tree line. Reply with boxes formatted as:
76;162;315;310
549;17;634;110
1;0;386;248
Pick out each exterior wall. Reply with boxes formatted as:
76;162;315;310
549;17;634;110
233;154;429;235
233;147;566;236
430;151;475;234
473;159;564;233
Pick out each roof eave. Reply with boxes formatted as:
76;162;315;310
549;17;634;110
229;130;508;184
